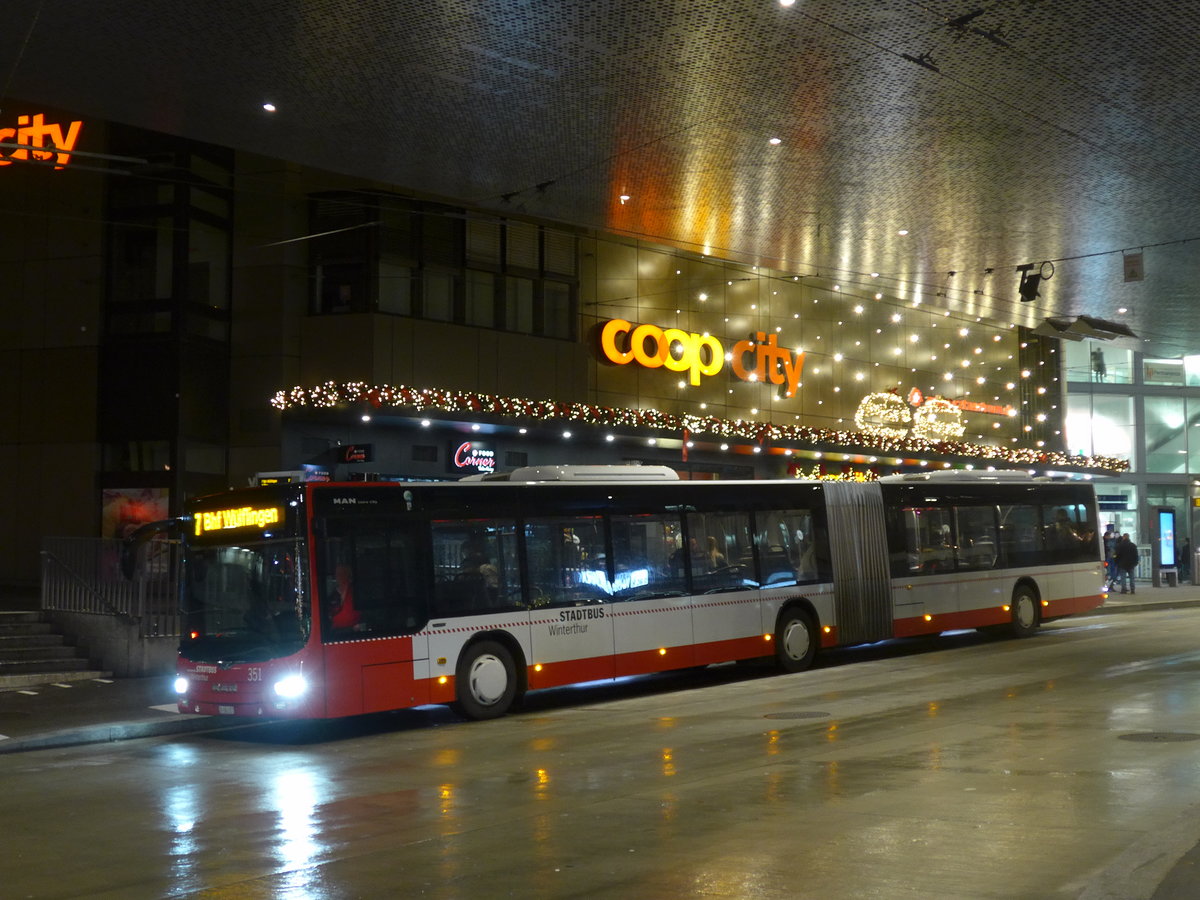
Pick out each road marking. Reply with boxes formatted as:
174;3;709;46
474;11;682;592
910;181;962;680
51;683;73;689
17;690;38;696
93;678;113;684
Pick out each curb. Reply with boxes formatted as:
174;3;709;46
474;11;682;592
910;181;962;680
3;599;1200;755
1092;598;1200;616
0;713;249;756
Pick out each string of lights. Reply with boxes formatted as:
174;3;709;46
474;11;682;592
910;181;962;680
271;381;1127;474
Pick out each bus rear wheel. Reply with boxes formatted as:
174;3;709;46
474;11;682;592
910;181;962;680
775;608;818;673
1009;586;1040;638
454;640;519;720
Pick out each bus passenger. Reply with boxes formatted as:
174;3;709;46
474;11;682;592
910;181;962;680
1050;509;1080;547
329;558;361;630
706;536;727;571
461;534;500;605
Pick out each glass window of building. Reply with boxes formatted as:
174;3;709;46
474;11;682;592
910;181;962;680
188;221;230;309
543;280;575;340
506;221;538;270
466;270;496;327
1145;396;1188;473
505;276;534;333
466;220;501;265
1095;487;1139;544
422;271;456;322
314;262;367;314
1066;395;1135;467
1063;341;1133;384
378;262;412;315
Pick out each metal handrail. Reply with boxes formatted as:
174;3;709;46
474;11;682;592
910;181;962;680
40;548;135;621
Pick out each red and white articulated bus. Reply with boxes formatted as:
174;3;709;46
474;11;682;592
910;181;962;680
170;466;1104;720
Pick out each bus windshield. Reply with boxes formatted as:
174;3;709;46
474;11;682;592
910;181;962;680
181;539;309;662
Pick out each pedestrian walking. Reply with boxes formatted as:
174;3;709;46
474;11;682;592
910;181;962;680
1102;524;1118;588
1113;533;1138;594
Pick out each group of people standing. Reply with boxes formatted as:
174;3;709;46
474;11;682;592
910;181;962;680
1103;525;1139;594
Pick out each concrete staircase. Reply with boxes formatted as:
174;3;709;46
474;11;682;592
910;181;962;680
0;609;112;689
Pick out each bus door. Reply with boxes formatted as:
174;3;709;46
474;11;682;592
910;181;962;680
687;510;762;664
316;516;432;717
523;516;615;688
610;512;695;676
885;501;962;633
823;482;894;644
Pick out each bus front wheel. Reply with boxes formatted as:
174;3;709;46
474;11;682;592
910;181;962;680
454;640;519;720
1009;587;1040;638
775;608;818;673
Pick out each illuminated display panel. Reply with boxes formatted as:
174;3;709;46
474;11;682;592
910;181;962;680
193;505;284;537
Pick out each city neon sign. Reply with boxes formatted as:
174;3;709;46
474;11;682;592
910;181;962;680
0;113;84;169
599;318;805;396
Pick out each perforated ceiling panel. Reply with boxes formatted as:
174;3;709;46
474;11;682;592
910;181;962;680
3;0;1200;355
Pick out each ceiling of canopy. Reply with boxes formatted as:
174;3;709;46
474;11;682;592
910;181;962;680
4;0;1199;357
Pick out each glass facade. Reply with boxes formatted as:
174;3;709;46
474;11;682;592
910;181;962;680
1063;341;1134;384
1065;394;1135;467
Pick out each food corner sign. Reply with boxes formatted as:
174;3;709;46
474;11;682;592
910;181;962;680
1;113;84;169
599;318;805;396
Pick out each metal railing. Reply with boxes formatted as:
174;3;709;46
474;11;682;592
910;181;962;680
41;537;181;638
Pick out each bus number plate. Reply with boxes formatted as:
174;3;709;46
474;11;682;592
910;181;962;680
218;705;235;715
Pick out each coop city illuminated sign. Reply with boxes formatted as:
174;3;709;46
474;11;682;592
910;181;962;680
0;113;84;169
599;319;805;395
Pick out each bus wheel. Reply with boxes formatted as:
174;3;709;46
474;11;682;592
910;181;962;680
1009;587;1040;638
454;640;518;720
775;608;817;673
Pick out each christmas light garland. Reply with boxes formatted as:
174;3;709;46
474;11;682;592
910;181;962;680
270;381;1129;474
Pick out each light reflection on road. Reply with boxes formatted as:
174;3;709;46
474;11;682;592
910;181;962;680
271;768;321;894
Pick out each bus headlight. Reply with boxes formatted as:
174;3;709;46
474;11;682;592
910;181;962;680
173;677;189;695
273;674;308;699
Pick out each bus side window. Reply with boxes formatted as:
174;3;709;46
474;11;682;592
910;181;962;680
525;516;608;606
755;509;825;586
1042;502;1097;564
898;507;954;576
954;506;998;571
687;512;757;592
610;513;687;600
431;519;522;615
997;503;1041;567
317;521;428;641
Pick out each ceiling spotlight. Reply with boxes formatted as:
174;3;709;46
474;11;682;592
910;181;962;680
262;102;277;112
